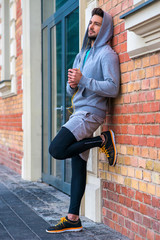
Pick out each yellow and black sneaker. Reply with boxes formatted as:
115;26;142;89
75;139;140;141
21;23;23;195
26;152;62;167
100;130;117;166
46;217;83;233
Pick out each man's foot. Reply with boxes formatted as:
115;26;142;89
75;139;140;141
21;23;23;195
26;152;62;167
100;130;117;166
46;216;83;233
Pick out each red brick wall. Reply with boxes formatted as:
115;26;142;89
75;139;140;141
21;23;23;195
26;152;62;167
0;0;23;174
99;1;160;239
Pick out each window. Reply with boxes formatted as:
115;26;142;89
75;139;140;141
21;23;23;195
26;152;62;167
0;0;17;98
120;0;160;58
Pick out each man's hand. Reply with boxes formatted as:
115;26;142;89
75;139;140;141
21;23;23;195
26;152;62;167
68;68;82;89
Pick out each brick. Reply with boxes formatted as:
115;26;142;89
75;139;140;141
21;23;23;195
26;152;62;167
128;231;136;240
154;162;160;173
143;171;151;182
145;114;155;123
152;196;160;208
138;159;146;169
116;184;121;194
127;146;134;155
124;178;132;187
150;77;159;89
155;113;160;123
143;216;151;228
106;209;113;219
155;234;160;240
132;179;139;190
122;227;128;237
128;167;135;177
141;147;149;158
131;94;138;103
152;125;160;136
136;191;143;202
156;186;160;197
147;229;155;240
135;169;142;179
146;160;153;170
108;182;114;191
155;138;160;148
123;94;130;103
139;182;147;193
152;172;160;184
108;191;118;202
155;66;160;76
148;184;156;195
132;200;139;211
120;145;127;154
149;148;158;160
150;102;160;112
135;235;144;240
135;125;142;135
157;210;160;220
120;63;128;73
146;67;154;78
128;209;134;220
119;195;125;205
139;114;146;124
139;92;146;102
141;79;150;90
147;137;155;147
138;136;147;146
139;226;147;238
128;83;135;92
128;61;134;71
125;219;132;230
156;89;160;100
135;58;142;69
131;136;139;146
150;55;159;65
138;69;145;79
118;215;125;226
142;56;150;67
122;186;128;196
124;156;131;165
121;72;130;83
131;71;138;81
146;91;155;101
114;24;120;35
118;32;126;43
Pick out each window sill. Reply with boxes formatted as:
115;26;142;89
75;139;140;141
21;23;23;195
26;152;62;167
0;79;16;98
120;0;160;58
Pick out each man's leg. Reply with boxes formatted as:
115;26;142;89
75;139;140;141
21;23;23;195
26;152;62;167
68;155;87;221
46;154;86;233
49;127;102;160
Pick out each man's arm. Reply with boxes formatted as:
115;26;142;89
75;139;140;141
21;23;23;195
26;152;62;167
66;53;80;96
79;53;120;98
68;53;120;98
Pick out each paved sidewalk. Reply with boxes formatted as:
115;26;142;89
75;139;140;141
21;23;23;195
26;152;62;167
0;165;129;240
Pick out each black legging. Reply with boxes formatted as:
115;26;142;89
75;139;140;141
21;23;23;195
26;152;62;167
49;127;102;215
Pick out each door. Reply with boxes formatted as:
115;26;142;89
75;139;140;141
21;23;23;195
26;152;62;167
42;0;79;194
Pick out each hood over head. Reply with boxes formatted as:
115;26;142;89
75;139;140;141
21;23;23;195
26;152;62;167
81;11;113;51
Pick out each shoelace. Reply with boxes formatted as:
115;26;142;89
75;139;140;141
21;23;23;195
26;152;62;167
99;145;110;158
100;143;114;158
55;217;67;227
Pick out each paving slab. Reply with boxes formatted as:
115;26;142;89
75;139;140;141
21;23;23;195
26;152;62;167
0;165;130;240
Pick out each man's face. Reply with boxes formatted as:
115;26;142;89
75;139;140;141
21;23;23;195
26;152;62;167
88;14;103;41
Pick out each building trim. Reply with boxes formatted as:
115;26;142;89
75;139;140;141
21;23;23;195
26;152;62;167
22;0;42;181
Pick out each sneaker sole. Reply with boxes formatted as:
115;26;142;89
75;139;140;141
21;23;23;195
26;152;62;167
109;130;117;166
46;227;83;233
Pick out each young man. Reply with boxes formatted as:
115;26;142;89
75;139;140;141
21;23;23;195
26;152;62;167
46;8;120;233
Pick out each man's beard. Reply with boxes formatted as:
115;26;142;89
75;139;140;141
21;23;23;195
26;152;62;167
88;35;97;41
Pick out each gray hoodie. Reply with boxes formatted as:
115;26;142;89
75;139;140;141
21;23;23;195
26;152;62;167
67;11;120;119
